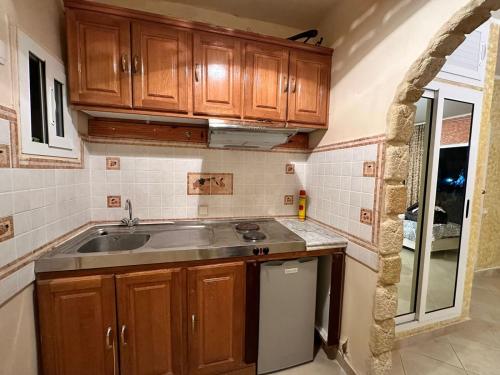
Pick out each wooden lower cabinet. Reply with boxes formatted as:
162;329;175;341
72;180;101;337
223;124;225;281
37;275;118;375
37;263;248;375
187;262;246;375
116;269;185;375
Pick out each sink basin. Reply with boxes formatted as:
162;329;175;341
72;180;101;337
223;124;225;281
77;233;151;253
147;227;213;249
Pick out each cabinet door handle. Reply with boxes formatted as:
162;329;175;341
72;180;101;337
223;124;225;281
185;131;192;139
283;75;288;92
191;314;196;331
120;324;127;345
121;54;128;73
195;64;200;82
105;327;113;349
292;78;297;93
133;55;140;74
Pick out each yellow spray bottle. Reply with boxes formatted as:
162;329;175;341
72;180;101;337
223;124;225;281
298;190;307;221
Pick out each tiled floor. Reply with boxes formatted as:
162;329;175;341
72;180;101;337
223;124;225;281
273;348;346;375
391;270;500;375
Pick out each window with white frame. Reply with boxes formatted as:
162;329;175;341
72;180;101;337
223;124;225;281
18;30;79;158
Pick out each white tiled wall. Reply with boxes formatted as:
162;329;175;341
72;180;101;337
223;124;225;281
0;166;91;269
306;144;378;243
87;143;307;221
0;162;90;304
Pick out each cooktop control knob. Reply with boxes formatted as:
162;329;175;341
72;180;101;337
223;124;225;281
263;247;269;255
253;248;259;255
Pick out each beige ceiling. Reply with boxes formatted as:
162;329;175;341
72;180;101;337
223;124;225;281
164;0;336;30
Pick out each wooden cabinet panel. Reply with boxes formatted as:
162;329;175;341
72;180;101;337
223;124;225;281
66;9;132;107
243;42;289;122
37;275;117;375
287;50;331;126
132;22;190;112
188;262;245;375
88;119;207;143
116;269;185;375
193;32;241;117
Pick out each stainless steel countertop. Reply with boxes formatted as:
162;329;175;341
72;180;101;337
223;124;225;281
35;218;307;273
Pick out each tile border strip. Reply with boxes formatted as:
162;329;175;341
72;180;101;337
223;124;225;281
311;134;386;153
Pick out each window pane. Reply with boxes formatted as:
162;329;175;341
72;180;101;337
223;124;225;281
397;96;433;317
54;80;64;137
426;99;473;313
29;52;48;144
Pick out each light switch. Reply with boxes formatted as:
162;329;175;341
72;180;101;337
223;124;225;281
0;40;6;65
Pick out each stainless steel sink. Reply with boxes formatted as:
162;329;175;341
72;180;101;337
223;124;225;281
77;233;151;253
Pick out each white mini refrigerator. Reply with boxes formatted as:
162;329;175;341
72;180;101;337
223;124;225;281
257;257;318;374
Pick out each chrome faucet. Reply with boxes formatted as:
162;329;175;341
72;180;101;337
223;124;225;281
121;199;139;227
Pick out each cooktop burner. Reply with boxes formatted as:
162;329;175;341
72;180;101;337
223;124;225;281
235;222;260;232
243;230;267;241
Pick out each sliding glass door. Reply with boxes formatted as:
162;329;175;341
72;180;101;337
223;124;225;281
397;81;482;326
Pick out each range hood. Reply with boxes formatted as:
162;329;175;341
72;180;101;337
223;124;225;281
208;119;297;150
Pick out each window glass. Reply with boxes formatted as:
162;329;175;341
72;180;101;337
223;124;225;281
29;52;48;144
54;80;65;137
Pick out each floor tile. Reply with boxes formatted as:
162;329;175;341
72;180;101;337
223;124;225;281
400;337;462;368
400;351;466;375
390;351;406;375
450;341;500;375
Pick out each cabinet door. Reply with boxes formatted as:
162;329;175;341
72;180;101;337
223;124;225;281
193;32;242;117
243;42;289;122
37;275;117;375
66;9;132;107
188;262;245;375
116;269;185;375
287;50;331;126
132;22;190;112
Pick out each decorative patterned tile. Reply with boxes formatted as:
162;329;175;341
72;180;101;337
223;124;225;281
107;195;121;208
0;216;14;243
106;157;120;170
360;208;373;225
284;195;294;205
187;173;233;195
285;163;295;174
0;144;10;168
363;161;376;177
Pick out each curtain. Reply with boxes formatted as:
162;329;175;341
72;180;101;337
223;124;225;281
406;124;425;207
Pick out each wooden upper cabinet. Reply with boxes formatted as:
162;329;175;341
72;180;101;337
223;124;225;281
132;22;190;112
193;32;242;117
116;269;185;375
187;262;245;375
243;42;289;122
37;275;117;375
287;50;331;126
66;9;132;108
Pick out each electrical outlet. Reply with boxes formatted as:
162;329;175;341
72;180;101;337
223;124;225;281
0;216;14;243
360;208;373;225
363;161;376;177
0;144;10;168
107;196;121;208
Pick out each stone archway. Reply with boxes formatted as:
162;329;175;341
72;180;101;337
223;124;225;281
370;1;500;373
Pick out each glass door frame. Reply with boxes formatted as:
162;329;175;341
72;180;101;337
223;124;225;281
396;81;482;330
